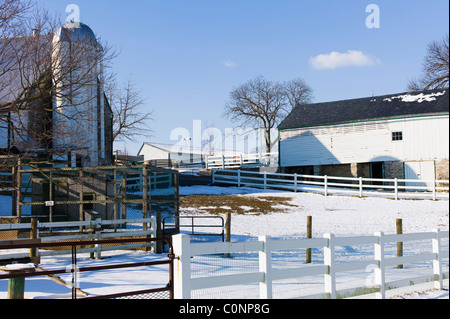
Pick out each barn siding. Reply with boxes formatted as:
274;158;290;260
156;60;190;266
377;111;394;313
280;115;449;168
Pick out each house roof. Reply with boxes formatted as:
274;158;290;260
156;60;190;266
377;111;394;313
278;89;449;130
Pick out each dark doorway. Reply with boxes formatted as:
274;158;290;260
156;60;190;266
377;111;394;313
370;162;384;186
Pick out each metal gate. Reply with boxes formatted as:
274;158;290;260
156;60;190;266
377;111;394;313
0;238;174;299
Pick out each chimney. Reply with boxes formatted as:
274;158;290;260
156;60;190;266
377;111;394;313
32;29;40;36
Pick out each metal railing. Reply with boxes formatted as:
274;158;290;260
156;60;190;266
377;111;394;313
0;237;174;299
163;216;225;243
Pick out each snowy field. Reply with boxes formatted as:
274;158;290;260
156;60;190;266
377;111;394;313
0;185;449;299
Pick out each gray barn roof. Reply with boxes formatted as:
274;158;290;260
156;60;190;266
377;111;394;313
278;89;449;130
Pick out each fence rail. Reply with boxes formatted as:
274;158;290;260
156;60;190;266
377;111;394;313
0;217;156;260
206;153;278;169
0;237;174;299
212;169;450;200
173;230;449;299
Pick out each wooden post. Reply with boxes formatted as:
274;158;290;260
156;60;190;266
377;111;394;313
225;212;231;258
78;170;83;232
122;173;127;220
16;158;22;220
143;168;148;231
49;170;53;223
30;218;40;264
156;212;162;254
396;218;403;269
0;266;36;299
306;216;312;264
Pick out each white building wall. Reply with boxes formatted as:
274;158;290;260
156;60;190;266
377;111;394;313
280;115;449;167
139;145;170;162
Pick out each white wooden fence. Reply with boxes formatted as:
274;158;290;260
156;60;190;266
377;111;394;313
173;230;449;299
206;153;278;170
212;169;450;200
0;217;156;260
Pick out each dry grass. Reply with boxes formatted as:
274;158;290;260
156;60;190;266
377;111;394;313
180;195;296;216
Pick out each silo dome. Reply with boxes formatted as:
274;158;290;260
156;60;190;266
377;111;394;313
54;22;97;43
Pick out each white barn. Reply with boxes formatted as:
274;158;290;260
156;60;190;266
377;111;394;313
138;143;206;167
278;89;449;183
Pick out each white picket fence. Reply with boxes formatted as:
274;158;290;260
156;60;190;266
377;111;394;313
206;153;278;169
0;217;156;260
212;169;450;200
173;230;449;299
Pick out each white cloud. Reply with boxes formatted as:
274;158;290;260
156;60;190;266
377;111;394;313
309;50;381;70
223;59;237;68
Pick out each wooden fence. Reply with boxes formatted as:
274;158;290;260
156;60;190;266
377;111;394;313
0;217;156;261
173;230;449;299
212;169;450;200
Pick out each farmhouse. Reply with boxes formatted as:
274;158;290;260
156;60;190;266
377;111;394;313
278;89;449;184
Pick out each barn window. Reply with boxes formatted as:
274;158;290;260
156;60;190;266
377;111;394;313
392;131;403;141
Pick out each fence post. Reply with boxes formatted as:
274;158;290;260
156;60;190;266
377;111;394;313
374;232;386;299
211;169;215;185
396;219;403;269
394;178;399;200
30;218;40;264
432;181;437;201
225;212;231;258
173;234;192;299
294;173;298;193
324;234;336;299
259;236;273;299
432;229;443;290
95;218;102;260
359;177;363;198
306;216;312;264
156;212;162;254
324;175;328;197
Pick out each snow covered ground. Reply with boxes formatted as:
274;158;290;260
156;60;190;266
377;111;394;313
1;185;448;299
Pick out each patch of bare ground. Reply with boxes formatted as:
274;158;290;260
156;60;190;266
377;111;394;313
180;195;297;216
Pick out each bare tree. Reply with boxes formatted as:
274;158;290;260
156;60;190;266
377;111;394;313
225;75;313;153
108;76;153;143
1;5;117;164
408;34;449;91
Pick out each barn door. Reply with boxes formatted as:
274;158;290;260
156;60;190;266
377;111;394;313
404;161;436;191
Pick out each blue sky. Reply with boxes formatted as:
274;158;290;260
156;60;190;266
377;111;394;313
35;0;449;155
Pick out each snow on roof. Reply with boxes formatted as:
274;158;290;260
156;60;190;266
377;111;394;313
383;90;446;103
